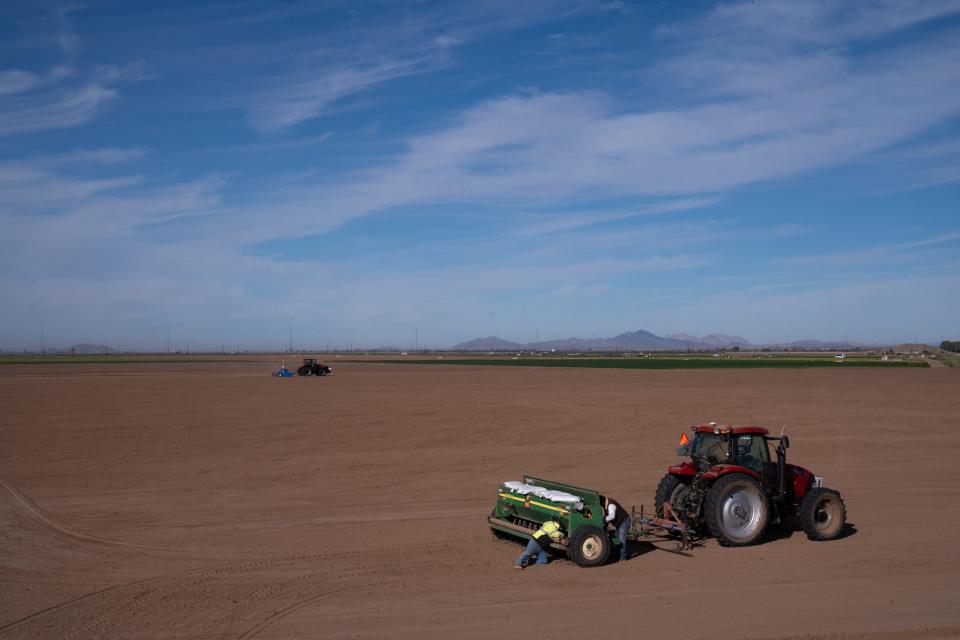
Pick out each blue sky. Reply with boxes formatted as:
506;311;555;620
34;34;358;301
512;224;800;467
1;0;958;351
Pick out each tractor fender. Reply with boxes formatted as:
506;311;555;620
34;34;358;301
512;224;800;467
668;462;696;477
700;464;761;482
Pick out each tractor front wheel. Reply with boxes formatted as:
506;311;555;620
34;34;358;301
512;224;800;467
800;488;846;541
704;473;768;547
568;525;610;567
654;473;691;518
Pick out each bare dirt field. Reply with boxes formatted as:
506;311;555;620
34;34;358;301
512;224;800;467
1;361;959;639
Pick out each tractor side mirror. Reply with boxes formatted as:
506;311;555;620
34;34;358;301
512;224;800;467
782;435;790;449
677;445;690;457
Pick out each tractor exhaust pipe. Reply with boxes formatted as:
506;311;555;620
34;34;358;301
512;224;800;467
775;434;789;500
777;446;786;499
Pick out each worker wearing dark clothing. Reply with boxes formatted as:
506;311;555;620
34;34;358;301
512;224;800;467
514;519;563;570
605;498;632;561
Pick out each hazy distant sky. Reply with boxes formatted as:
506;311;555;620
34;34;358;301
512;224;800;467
1;1;958;350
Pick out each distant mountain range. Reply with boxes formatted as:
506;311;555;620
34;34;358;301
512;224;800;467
451;331;871;352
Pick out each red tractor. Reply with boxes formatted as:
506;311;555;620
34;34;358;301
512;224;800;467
654;424;846;546
297;358;332;376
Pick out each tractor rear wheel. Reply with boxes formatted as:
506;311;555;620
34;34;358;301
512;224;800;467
800;488;846;541
704;473;768;547
654;473;691;518
297;366;310;376
568;525;610;567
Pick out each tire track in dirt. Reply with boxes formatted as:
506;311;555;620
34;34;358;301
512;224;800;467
0;561;229;636
234;587;345;640
736;628;960;640
0;472;454;638
0;545;450;639
0;475;191;552
2;559;389;640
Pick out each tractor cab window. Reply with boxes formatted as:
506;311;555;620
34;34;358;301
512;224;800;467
734;434;770;477
689;433;730;467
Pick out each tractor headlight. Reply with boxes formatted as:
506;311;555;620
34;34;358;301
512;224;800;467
814;475;823;488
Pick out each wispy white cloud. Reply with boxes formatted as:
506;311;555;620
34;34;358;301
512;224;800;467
248;56;442;132
244;0;589;132
513;197;723;236
236;20;958;241
660;0;960;46
274;1;956;221
0;66;72;95
53;6;81;55
780;232;960;268
0;165;141;212
867;164;960;194
0;79;115;136
34;147;151;166
0;57;146;136
515;221;813;262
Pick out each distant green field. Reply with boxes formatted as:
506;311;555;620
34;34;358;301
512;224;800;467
361;356;926;369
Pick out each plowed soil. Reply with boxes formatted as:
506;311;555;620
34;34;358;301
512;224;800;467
1;361;958;639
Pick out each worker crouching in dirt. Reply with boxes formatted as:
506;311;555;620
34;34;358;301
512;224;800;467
514;519;564;570
605;497;632;561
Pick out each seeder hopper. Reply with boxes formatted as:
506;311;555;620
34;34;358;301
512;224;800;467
488;475;693;567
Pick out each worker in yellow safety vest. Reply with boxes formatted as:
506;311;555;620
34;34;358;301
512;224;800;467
514;519;564;570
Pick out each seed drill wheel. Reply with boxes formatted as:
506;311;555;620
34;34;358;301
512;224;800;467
704;473;768;547
800;488;846;541
568;525;610;567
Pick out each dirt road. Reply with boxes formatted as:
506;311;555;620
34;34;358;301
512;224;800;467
1;361;958;639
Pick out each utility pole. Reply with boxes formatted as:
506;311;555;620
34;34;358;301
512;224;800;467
166;327;170;354
40;327;45;355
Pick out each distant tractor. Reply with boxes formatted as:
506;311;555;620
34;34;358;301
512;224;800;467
655;424;846;546
297;358;332;376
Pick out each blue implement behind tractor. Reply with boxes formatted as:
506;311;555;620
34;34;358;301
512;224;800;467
272;364;294;377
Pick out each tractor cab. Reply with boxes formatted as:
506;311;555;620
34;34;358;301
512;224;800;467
682;425;783;493
733;433;772;481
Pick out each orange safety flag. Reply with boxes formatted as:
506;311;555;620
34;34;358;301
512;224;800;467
679;432;689;446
